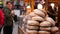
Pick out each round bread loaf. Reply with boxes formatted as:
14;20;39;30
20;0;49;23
27;25;39;30
26;25;39;30
29;12;38;17
40;21;51;27
26;29;38;34
39;31;50;34
27;20;39;26
32;16;44;21
51;27;58;32
34;9;46;18
40;27;51;31
45;17;55;26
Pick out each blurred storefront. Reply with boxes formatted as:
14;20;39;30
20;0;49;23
0;0;3;8
3;0;14;7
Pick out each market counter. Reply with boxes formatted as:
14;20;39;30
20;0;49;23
18;16;26;34
18;26;25;34
18;25;27;34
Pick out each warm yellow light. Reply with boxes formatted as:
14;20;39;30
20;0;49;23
26;5;31;8
0;2;2;4
50;3;55;7
37;4;43;9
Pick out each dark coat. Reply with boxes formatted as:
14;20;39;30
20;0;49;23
2;7;13;26
47;6;57;20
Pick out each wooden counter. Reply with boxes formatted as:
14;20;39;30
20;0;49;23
18;26;26;34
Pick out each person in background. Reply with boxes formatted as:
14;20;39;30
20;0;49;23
14;6;18;22
2;1;14;34
47;3;57;21
0;7;4;34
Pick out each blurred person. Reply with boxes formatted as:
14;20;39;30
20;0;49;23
47;3;57;21
2;1;14;34
14;15;17;22
14;6;19;22
0;7;4;34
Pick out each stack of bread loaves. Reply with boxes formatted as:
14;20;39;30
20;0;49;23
25;9;59;34
25;4;59;34
26;18;40;34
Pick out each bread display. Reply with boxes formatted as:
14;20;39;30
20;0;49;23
24;9;58;34
40;21;51;27
26;25;39;30
39;31;50;34
27;20;39;26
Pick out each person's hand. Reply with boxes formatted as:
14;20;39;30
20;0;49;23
11;10;14;15
11;10;14;16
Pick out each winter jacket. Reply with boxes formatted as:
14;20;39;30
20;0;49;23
2;7;13;26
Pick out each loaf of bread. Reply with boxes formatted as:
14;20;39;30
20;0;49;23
32;16;44;21
27;20;39;26
45;17;55;26
26;29;38;34
34;9;46;18
51;27;58;32
40;27;51;31
26;25;39;30
29;12;38;17
40;21;51;27
39;31;50;34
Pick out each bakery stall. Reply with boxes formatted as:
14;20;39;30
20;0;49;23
18;5;59;34
18;0;59;34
